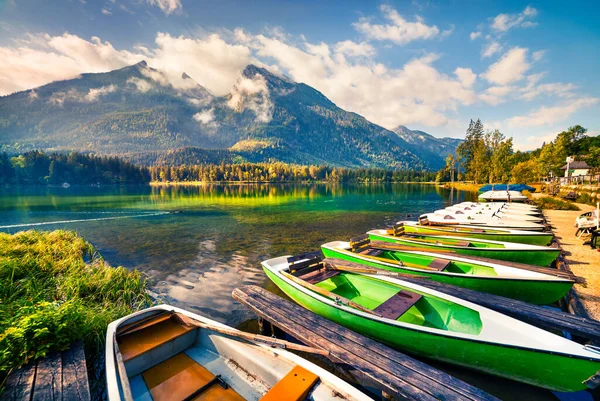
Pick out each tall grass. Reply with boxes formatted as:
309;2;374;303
0;230;151;389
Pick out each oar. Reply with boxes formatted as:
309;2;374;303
281;271;383;317
172;313;330;357
323;258;430;279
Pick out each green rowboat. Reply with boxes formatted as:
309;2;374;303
396;221;553;245
367;229;560;266
320;240;573;304
262;255;600;392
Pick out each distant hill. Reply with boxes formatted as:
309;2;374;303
392;126;462;164
0;61;456;169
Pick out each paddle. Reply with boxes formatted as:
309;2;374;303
323;258;430;279
281;271;383;317
172;312;331;357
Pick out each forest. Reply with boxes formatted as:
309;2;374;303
437;121;599;184
149;162;437;183
0;151;150;185
0;151;437;185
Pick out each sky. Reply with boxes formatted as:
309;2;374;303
0;0;599;150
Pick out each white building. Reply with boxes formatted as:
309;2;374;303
560;160;591;177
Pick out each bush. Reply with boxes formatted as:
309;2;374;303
534;197;580;210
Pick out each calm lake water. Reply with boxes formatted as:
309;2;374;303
0;184;590;401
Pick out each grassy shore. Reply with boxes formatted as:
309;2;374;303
441;182;481;192
0;230;151;389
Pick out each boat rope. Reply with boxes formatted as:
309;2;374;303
0;211;170;229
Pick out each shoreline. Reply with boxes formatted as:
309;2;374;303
149;180;441;186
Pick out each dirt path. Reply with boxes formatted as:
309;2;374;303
543;203;600;320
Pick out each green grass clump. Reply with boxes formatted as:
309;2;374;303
534;197;580;210
0;230;151;382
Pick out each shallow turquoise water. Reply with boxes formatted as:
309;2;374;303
0;184;587;400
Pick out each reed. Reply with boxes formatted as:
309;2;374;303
0;230;151;387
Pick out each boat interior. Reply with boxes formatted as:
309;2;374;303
287;254;482;335
384;225;504;249
346;236;499;277
113;310;338;401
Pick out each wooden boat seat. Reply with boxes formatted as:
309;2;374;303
118;315;195;362
359;248;384;257
297;268;341;284
427;258;451;271
373;290;423;320
455;241;472;247
142;352;244;401
260;365;319;401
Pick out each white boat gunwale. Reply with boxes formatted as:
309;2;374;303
396;221;550;237
322;241;571;282
368;229;558;251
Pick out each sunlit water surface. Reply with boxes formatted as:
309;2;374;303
0;184;590;401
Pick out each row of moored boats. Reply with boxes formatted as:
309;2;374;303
107;200;600;400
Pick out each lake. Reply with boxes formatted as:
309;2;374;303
0;183;585;400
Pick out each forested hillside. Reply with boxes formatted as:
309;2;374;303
0;62;453;170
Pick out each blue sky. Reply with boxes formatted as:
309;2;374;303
1;0;599;149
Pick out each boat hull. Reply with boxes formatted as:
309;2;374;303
400;223;553;246
368;232;559;267
320;246;572;304
264;268;600;392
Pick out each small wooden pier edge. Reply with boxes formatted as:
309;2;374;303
233;285;499;401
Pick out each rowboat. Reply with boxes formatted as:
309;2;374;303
367;229;560;266
320;239;572;304
434;208;544;223
106;305;372;401
445;204;542;217
479;190;528;202
262;254;600;392
395;221;553;245
419;213;547;231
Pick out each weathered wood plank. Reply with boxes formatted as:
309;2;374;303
61;341;91;401
0;362;36;401
233;285;498;401
32;352;61;401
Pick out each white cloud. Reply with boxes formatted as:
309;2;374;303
470;31;481;40
353;5;440;45
227;73;273;123
506;97;599;128
334;40;375;58
520;82;577;101
480;85;514;105
532;50;545;61
49;85;117;105
146;0;182;15
193;108;215;124
454;67;476;87
482;47;530;85
491;6;538;32
481;41;502;58
101;8;112;15
150;33;251;95
127;77;153;93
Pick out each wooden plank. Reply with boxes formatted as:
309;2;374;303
32;352;61;401
0;362;36;401
61;341;91;401
233;285;498;401
373;291;422;320
396;277;600;342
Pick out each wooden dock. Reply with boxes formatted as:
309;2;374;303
325;257;600;343
233;285;499;401
1;341;90;401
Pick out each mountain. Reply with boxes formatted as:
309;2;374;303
0;61;452;169
392;126;462;166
